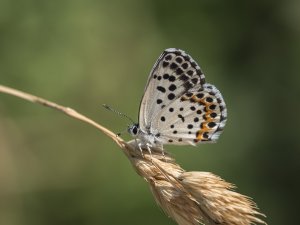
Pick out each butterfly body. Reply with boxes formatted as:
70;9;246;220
128;123;162;148
129;48;227;150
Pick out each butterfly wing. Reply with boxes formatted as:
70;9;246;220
153;83;227;145
138;48;227;146
139;48;205;130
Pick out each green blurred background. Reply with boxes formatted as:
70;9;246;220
1;0;299;224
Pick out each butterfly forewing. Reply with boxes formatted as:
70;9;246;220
139;48;205;131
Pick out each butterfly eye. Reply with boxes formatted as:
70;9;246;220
132;126;138;135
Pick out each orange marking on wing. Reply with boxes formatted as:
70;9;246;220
204;103;217;121
196;98;206;105
196;130;211;141
196;130;203;140
200;123;212;132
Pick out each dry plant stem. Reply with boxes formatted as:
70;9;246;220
0;85;124;148
0;84;267;225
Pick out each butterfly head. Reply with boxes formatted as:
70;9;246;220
128;123;139;137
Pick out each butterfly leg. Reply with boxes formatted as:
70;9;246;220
155;141;166;161
146;143;152;155
137;142;145;158
146;143;153;161
161;147;166;161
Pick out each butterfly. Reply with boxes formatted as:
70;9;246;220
128;48;227;152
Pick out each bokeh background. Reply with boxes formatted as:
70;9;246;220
1;1;300;225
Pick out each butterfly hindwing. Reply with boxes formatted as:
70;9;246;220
153;83;227;145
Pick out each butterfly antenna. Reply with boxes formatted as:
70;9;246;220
102;104;135;124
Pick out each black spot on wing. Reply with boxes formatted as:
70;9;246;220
163;73;169;79
170;63;178;69
169;84;177;91
191;78;198;84
168;93;175;100
208;122;216;128
165;54;172;61
182;63;188;69
187;70;194;76
178;114;185;122
183;82;193;90
169;75;176;82
157;86;166;93
209;104;216;110
179;74;189;81
162;61;169;67
210;112;217;118
196;93;204;98
176;68;184;75
206;97;213;102
175;57;183;63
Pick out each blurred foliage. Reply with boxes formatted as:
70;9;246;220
0;0;299;225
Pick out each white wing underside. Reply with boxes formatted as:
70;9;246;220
138;48;227;146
